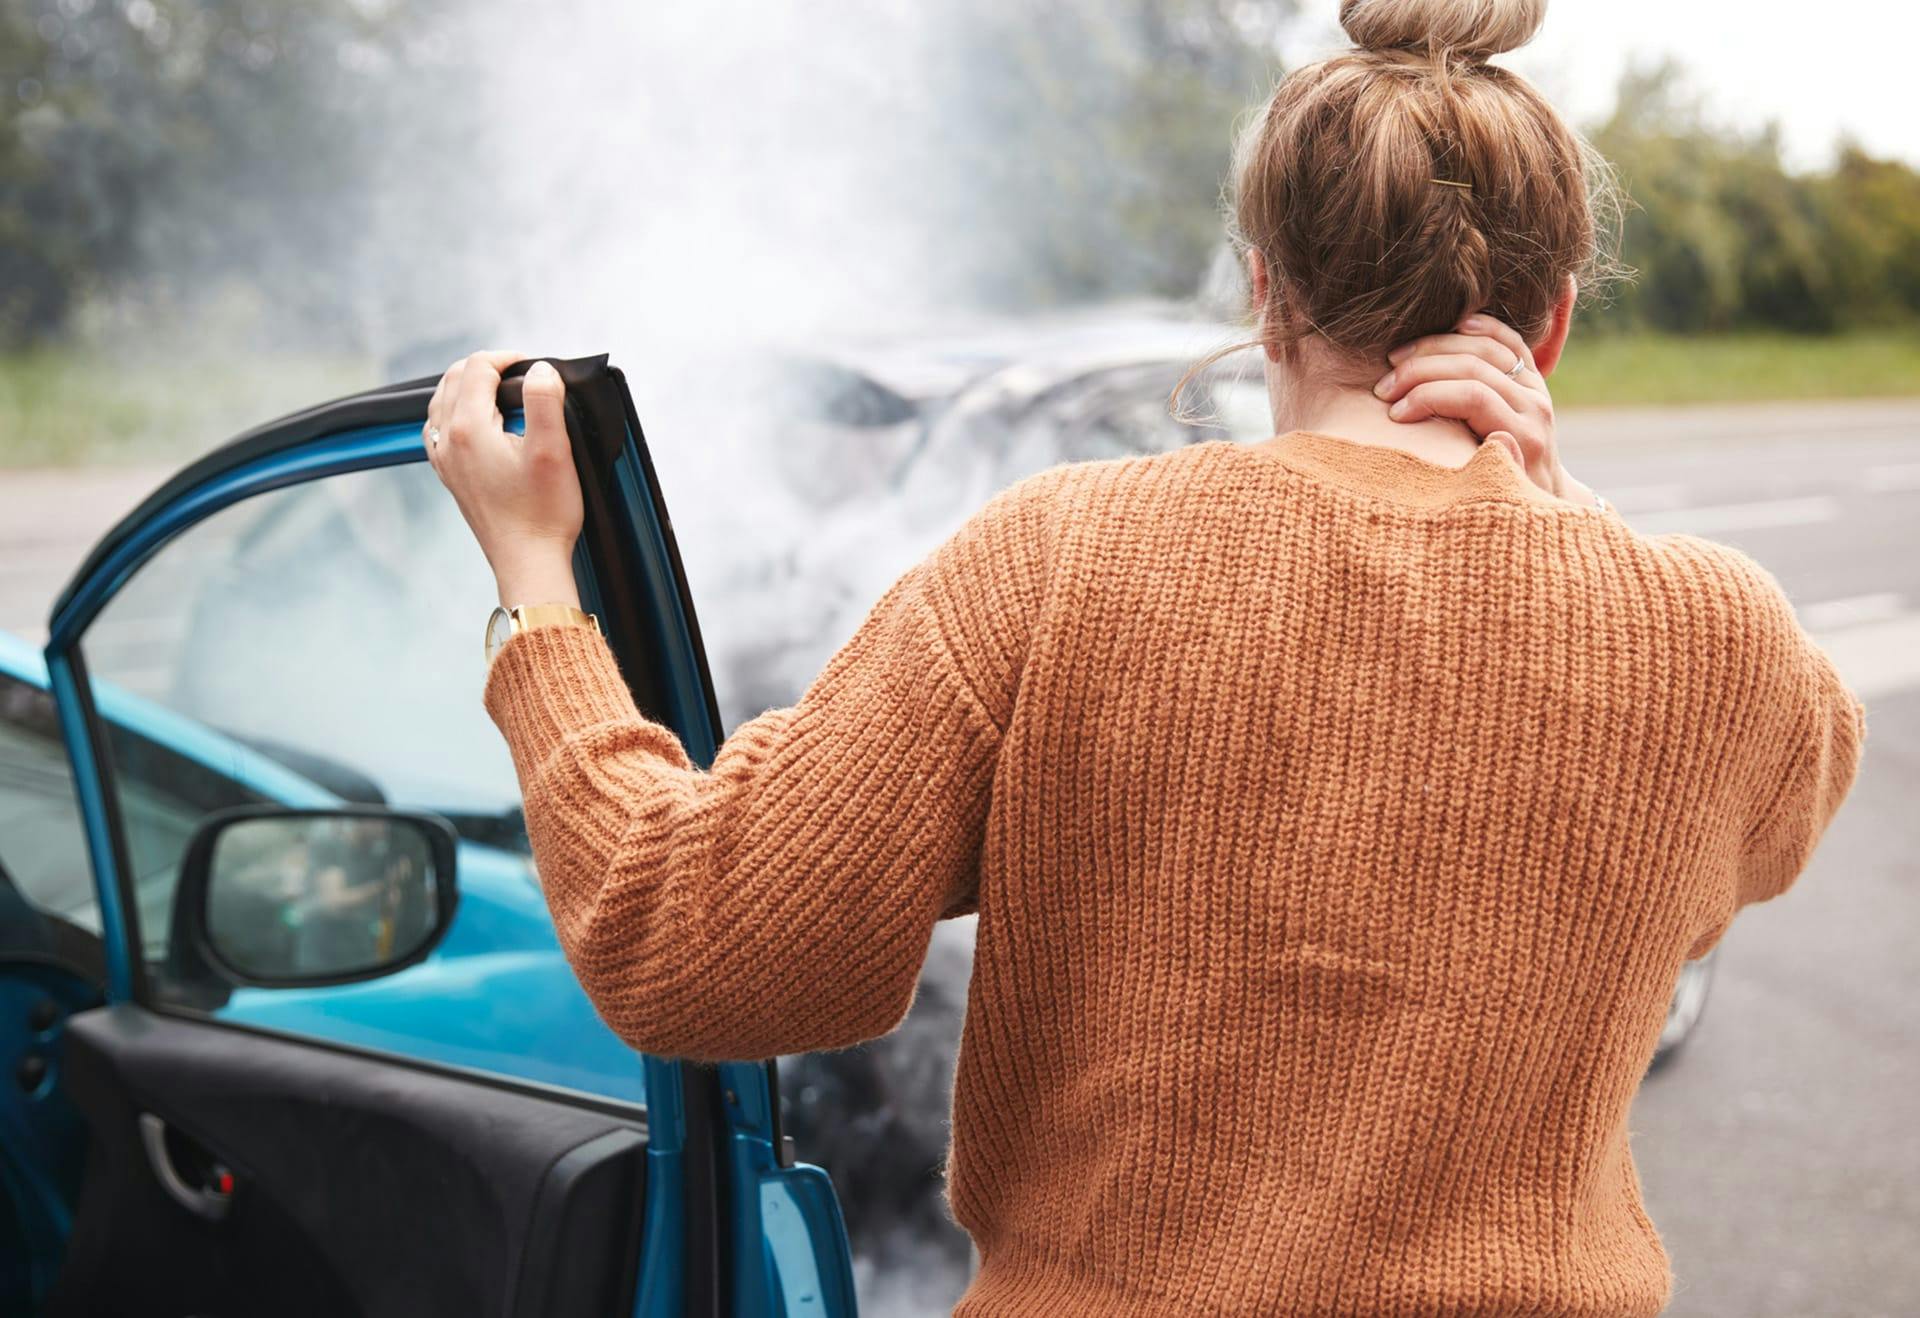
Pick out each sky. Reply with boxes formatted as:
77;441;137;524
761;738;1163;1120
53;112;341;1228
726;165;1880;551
1284;0;1920;170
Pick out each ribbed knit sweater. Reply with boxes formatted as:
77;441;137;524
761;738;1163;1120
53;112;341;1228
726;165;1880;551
484;432;1864;1317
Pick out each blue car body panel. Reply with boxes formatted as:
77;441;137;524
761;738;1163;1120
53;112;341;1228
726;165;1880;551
20;360;856;1315
0;632;645;1097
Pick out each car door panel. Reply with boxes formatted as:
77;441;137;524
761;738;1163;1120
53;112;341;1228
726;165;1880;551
33;365;700;1314
49;1005;645;1318
30;355;855;1316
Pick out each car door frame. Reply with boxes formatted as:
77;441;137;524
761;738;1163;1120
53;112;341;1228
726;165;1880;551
42;358;853;1317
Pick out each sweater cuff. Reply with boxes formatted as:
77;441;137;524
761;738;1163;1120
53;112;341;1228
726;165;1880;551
483;623;642;772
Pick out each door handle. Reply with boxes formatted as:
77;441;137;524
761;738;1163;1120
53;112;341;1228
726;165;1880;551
138;1114;234;1222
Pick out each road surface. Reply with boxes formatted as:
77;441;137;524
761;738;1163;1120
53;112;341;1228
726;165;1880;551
1;398;1915;1316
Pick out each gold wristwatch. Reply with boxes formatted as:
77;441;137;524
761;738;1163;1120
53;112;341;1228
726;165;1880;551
484;603;602;665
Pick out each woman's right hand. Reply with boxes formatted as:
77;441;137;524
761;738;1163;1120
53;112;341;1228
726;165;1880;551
425;351;586;608
1373;314;1596;507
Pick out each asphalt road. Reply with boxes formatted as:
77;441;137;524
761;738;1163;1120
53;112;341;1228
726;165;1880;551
2;398;1916;1316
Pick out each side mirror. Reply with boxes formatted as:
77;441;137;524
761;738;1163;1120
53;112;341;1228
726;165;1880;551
172;807;459;989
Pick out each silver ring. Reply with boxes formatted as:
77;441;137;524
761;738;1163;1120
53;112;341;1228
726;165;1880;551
1504;358;1526;380
426;425;442;449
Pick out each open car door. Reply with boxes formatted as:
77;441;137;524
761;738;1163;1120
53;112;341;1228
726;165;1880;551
32;357;854;1316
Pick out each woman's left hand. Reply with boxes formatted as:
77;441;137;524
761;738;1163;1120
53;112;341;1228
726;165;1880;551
426;350;585;608
1373;314;1595;506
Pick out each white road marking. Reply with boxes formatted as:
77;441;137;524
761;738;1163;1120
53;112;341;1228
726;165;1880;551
1602;460;1920;517
1629;496;1841;536
1801;593;1906;631
1864;463;1920;493
1599;482;1691;512
1814;613;1920;702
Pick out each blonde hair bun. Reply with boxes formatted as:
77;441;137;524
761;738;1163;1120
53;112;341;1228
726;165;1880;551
1339;0;1546;59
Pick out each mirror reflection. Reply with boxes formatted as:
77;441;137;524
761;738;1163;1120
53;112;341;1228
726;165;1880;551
205;815;442;982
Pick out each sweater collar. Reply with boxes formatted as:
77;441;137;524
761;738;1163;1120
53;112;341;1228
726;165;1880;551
1245;430;1565;511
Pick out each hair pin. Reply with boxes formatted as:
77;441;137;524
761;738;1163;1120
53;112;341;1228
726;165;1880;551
1428;178;1473;191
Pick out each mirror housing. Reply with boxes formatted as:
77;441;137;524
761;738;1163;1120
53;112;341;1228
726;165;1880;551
168;806;459;993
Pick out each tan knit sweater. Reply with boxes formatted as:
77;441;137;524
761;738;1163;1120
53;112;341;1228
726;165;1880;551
485;432;1864;1317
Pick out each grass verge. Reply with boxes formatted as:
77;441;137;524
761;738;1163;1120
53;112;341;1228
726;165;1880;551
1549;331;1920;408
0;349;371;468
2;332;1916;467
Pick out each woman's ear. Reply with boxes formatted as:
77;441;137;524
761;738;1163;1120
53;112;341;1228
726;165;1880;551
1247;249;1283;363
1531;274;1577;377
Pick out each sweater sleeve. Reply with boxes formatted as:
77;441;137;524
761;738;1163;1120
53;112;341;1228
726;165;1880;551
482;472;1060;1062
1669;538;1867;960
1735;626;1866;909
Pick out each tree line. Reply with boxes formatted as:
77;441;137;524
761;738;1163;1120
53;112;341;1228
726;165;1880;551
3;1;1916;348
1588;63;1920;335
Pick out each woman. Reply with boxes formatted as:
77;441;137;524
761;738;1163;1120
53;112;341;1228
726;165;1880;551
428;0;1864;1311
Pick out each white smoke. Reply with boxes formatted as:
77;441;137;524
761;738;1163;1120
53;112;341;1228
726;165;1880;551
342;6;1017;1309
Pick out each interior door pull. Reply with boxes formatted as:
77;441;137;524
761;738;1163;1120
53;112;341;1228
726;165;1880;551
138;1114;234;1222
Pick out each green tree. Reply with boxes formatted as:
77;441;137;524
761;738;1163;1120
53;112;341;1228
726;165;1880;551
1819;144;1920;324
1591;61;1920;335
0;0;428;347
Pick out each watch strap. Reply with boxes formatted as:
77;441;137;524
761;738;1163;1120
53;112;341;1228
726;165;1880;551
487;602;601;666
511;603;601;635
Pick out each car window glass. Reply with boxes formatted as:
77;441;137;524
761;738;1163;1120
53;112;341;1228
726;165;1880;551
77;459;645;1104
0;671;102;944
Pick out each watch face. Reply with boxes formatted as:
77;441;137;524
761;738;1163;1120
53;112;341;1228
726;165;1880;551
484;606;514;664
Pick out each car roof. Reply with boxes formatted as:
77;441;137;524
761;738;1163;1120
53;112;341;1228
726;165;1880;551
803;301;1246;402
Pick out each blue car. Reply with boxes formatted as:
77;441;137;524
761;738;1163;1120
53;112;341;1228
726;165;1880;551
0;357;856;1316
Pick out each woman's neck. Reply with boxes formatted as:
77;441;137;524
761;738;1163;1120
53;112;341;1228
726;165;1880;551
1277;388;1484;469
